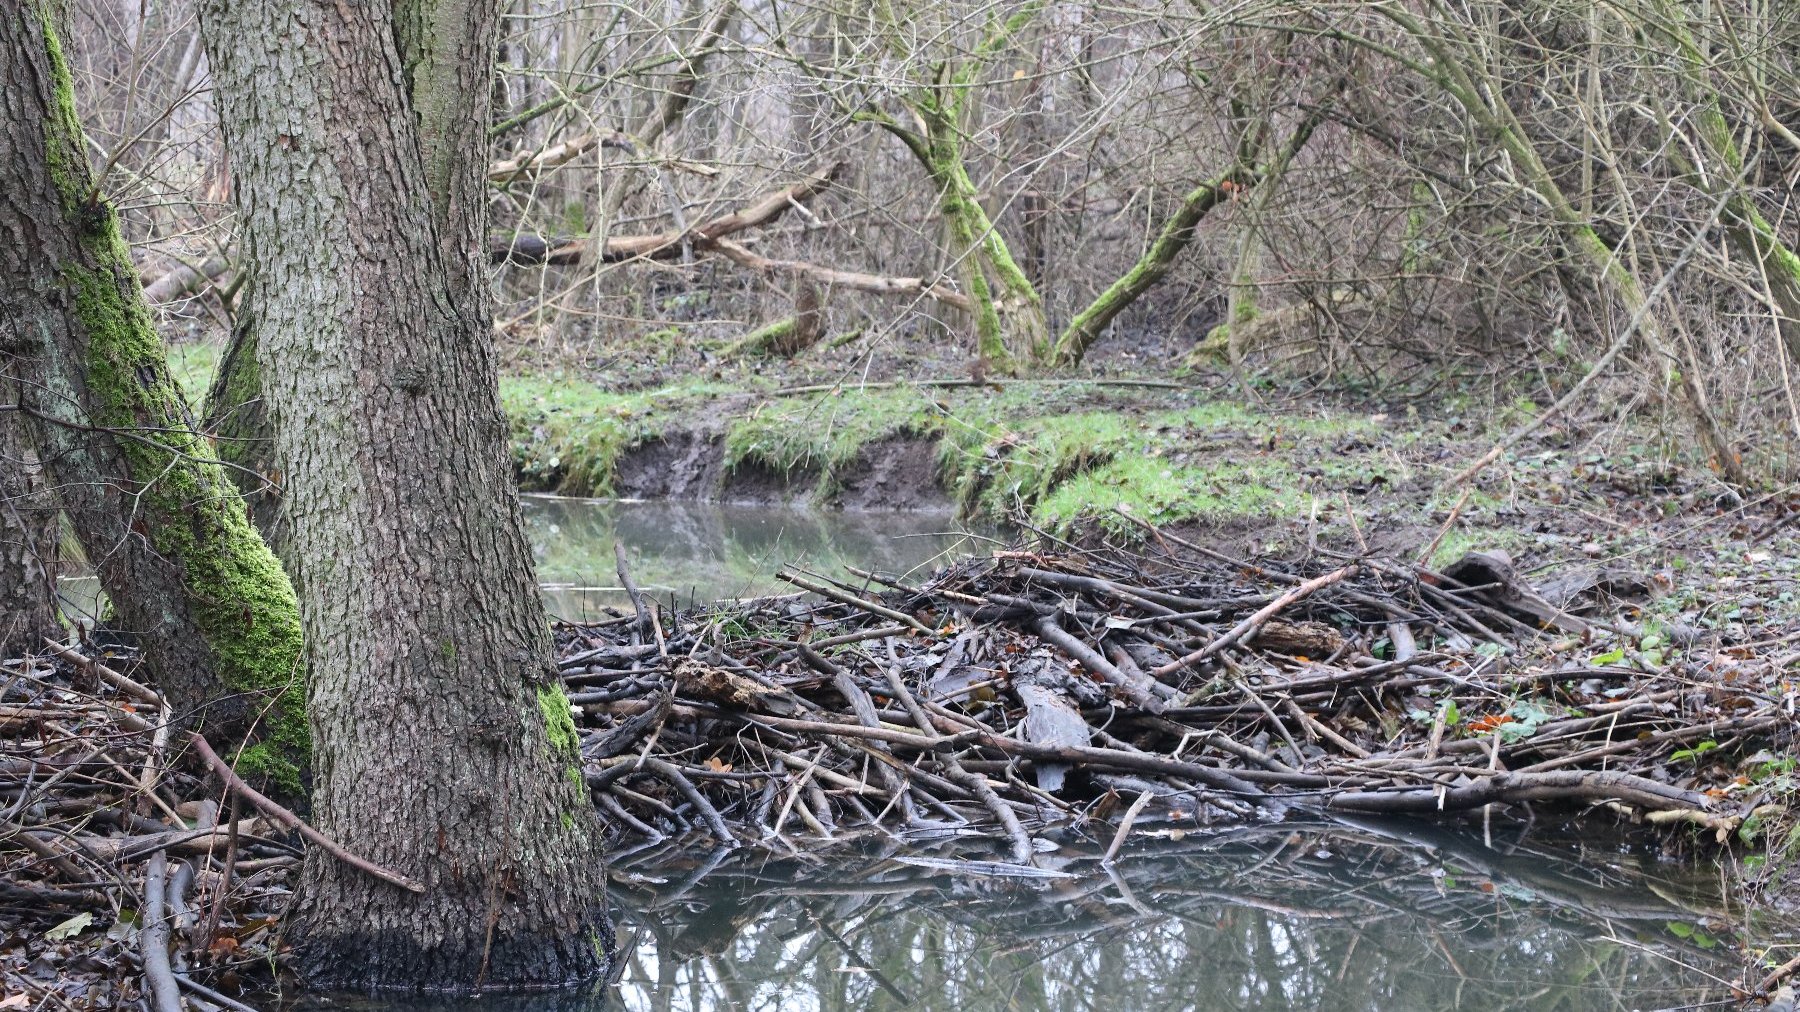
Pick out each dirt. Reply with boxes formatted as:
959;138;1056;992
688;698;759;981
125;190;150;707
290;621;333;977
614;431;728;500
613;429;953;511
834;437;952;512
719;458;818;506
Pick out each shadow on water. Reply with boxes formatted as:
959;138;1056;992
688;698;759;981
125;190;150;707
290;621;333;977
321;817;1767;1012
521;496;999;621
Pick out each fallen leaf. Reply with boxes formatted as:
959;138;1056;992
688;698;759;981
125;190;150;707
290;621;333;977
44;911;94;941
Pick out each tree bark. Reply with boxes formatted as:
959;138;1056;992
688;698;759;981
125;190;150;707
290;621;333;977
195;0;612;992
0;3;306;784
0;405;59;657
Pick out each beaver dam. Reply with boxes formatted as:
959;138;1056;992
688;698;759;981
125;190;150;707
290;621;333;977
4;522;1799;1009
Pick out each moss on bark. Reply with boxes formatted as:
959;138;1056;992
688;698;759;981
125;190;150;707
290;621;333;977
31;6;308;793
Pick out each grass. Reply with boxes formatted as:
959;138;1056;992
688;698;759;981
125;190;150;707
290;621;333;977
723;386;946;495
500;374;730;495
150;338;1420;537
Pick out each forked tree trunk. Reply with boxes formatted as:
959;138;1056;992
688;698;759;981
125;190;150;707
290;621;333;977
0;406;59;656
0;3;306;786
195;0;612;991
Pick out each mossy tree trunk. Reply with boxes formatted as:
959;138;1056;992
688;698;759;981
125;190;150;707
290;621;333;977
195;0;611;992
0;405;59;656
866;4;1049;373
1052;105;1325;368
0;3;307;786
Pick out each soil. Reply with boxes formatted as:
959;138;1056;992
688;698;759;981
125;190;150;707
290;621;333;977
613;431;728;500
832;437;951;512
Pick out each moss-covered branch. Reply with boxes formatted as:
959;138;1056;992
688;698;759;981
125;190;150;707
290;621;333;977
865;3;1050;372
1052;98;1327;368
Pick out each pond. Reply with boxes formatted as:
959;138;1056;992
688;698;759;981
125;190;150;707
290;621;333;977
60;497;1791;1010
329;818;1764;1012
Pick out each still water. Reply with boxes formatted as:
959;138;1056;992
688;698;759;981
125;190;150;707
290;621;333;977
520;495;996;620
70;496;1781;1010
326;820;1766;1012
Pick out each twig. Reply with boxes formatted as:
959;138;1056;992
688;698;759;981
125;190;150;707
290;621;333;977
139;852;183;1012
1152;566;1358;677
777;569;934;634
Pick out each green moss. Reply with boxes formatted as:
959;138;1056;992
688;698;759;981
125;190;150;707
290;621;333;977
537;682;585;792
1036;456;1303;535
233;740;304;798
38;7;308;792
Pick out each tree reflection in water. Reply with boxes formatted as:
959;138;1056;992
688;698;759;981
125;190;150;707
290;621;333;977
339;819;1773;1012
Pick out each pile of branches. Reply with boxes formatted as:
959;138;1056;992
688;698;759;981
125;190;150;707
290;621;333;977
568;535;1794;862
1;643;294;1012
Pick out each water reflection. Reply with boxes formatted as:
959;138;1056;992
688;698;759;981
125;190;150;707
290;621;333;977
333;819;1766;1012
521;496;996;621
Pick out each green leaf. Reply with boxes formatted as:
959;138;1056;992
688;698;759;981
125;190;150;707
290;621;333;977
1591;647;1626;665
1665;921;1694;940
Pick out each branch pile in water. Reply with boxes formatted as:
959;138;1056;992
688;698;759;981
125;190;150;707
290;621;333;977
567;537;1792;857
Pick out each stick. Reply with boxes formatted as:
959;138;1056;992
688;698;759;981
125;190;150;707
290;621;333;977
1152;566;1357;677
638;757;735;845
1034;616;1165;711
883;666;1032;864
186;734;425;893
140;852;184;1012
776;569;934;634
1102;790;1157;866
614;541;650;643
42;638;163;706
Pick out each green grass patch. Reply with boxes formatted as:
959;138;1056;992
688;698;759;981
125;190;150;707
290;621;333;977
501;374;728;495
723;386;946;495
946;399;1382;533
1037;456;1307;536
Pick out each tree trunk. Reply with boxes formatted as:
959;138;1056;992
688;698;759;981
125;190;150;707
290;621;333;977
1053;103;1325;368
195;0;612;992
0;3;306;786
923;104;1051;372
0;406;59;656
866;3;1049;373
